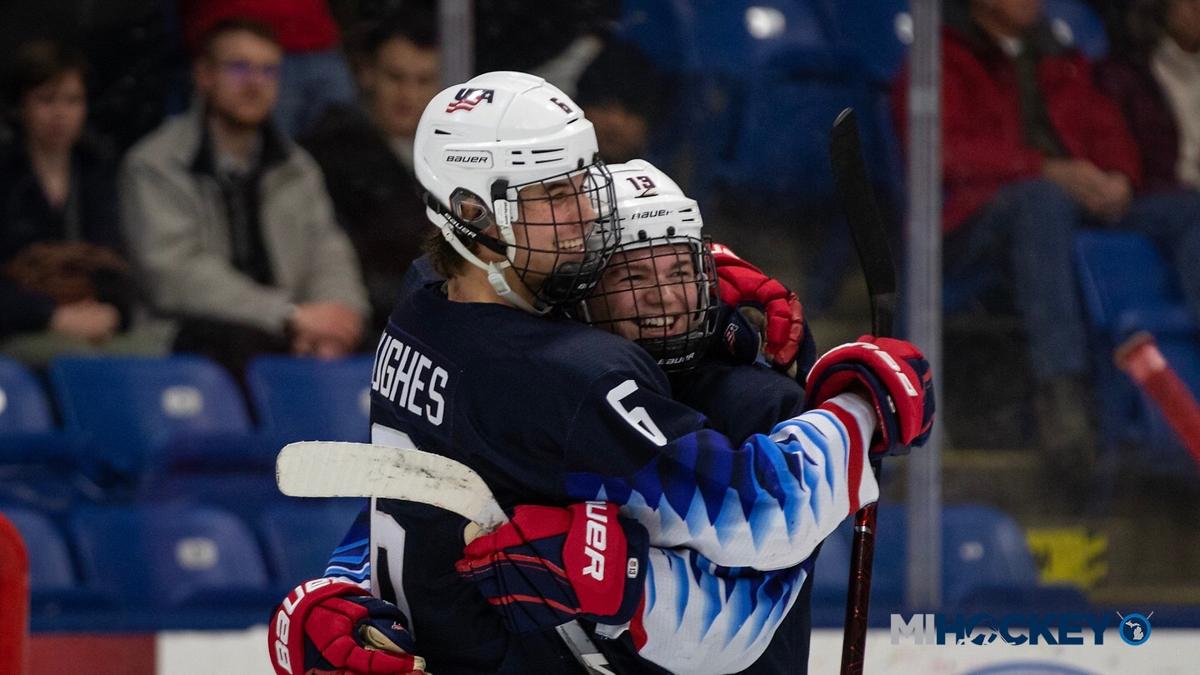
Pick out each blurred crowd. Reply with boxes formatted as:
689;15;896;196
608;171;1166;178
2;0;1199;489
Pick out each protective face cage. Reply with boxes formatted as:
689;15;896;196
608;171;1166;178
581;235;720;372
436;159;621;309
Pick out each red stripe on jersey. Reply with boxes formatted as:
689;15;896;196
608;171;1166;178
455;552;568;579
820;400;865;514
487;594;579;616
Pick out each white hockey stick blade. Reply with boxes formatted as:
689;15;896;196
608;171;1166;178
277;441;615;675
276;441;507;530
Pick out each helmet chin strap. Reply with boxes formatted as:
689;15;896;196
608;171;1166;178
438;223;549;315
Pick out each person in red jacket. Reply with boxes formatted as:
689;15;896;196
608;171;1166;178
893;0;1200;482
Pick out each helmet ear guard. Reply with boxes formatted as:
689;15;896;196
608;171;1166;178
423;189;508;256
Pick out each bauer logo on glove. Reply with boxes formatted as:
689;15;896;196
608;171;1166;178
456;501;649;634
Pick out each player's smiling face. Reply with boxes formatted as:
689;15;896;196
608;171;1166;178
586;243;700;342
511;172;597;281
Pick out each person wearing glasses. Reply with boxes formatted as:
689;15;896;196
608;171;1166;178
119;18;367;376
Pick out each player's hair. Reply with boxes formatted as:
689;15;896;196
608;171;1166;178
423;228;468;278
198;17;281;61
4;40;87;123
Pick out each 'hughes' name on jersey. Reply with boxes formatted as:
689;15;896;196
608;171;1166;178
371;333;450;426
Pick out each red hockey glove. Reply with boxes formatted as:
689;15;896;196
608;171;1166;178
269;578;426;675
711;243;806;374
456;501;648;634
805;336;935;456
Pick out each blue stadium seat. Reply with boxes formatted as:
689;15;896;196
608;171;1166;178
942;505;1038;606
944;505;1089;612
70;503;277;610
48;356;271;493
811;503;1088;624
245;355;374;444
1044;0;1109;60
617;0;701;74
1;507;112;613
1074;230;1200;466
0;356;76;462
0;357;84;511
714;42;874;201
1074;231;1193;338
826;0;911;84
0;357;55;434
258;499;365;591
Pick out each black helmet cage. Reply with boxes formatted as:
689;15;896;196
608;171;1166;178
496;158;620;306
427;155;620;308
583;234;720;372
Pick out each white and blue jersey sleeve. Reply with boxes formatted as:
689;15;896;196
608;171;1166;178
567;388;879;571
610;549;812;674
323;505;371;591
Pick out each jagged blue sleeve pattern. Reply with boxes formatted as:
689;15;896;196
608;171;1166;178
323;504;372;590
567;394;879;570
597;549;812;674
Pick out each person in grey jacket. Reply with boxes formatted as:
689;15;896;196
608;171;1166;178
120;18;367;374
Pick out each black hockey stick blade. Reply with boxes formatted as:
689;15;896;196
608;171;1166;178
831;108;897;337
831;107;900;675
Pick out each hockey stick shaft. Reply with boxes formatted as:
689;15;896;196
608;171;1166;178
1115;332;1200;468
831;108;899;675
277;441;617;675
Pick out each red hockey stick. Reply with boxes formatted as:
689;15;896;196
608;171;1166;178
1115;331;1200;468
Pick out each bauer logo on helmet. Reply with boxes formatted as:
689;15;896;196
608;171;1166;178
443;150;494;168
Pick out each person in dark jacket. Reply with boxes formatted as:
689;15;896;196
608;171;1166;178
1094;0;1200;327
0;40;151;364
302;10;440;335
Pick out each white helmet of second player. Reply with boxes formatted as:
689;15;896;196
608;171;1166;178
414;71;619;313
581;160;720;372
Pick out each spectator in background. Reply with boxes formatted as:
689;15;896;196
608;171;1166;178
302;10;439;335
892;0;1141;481
1095;2;1200;318
0;40;156;366
180;0;357;138
574;41;665;164
120;19;367;377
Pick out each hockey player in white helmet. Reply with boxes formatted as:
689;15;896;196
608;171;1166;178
269;74;935;675
579;159;720;372
414;71;620;313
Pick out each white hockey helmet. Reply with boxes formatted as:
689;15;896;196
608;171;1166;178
581;160;720;372
414;71;619;313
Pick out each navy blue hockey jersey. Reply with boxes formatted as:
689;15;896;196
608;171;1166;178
329;283;878;673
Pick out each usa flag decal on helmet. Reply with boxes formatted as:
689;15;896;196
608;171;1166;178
446;88;495;113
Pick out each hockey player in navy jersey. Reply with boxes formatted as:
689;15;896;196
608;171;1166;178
570;159;824;674
268;72;935;675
